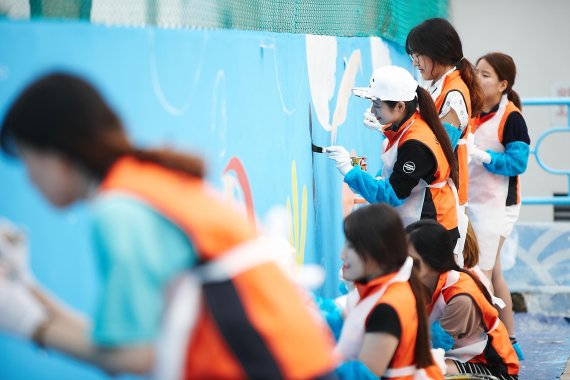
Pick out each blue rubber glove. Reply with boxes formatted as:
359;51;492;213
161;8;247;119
443;122;461;150
484;141;530;177
312;295;344;341
336;361;377;380
512;341;525;361
431;321;454;351
344;166;403;207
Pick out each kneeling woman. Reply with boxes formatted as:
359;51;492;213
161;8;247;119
335;204;443;379
406;219;519;379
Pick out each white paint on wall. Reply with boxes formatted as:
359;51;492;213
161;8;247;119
370;36;391;70
260;38;303;115
306;34;338;131
149;29;207;116
331;50;361;143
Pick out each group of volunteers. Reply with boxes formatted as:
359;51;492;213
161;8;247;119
326;17;528;379
0;16;529;380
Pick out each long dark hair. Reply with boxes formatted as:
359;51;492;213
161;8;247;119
477;52;522;110
344;204;434;369
385;86;459;185
406;18;484;116
406;219;493;306
0;73;204;179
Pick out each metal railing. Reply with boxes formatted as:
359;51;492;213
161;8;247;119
521;97;570;205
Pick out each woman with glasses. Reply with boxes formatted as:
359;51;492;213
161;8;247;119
406;18;485;264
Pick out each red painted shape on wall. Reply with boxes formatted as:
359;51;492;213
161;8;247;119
223;157;256;224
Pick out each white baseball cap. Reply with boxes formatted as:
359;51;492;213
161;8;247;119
352;65;418;102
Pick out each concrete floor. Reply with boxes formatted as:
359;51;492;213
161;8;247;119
515;313;570;379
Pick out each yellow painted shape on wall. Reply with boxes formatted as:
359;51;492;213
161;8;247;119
286;160;307;265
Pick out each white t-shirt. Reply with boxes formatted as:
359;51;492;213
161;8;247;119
425;68;469;131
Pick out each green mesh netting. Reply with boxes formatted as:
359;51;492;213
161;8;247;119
12;0;448;46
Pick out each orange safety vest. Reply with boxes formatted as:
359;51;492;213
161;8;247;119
356;274;444;380
433;70;472;206
428;271;519;376
100;156;337;380
385;115;458;232
472;100;523;204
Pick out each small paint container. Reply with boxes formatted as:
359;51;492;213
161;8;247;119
350;156;367;171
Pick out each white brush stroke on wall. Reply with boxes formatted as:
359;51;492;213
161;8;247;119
306;34;337;131
306;34;364;143
260;38;303;115
370;37;392;71
149;30;208;116
330;50;361;143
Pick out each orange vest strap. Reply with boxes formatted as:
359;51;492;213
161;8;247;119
498;101;522;144
99;156;257;259
434;71;472;120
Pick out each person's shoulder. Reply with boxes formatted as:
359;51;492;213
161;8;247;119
91;192;196;264
381;281;415;306
92;193;162;227
447;293;476;309
90;193;189;246
505;109;525;124
398;139;436;162
502;110;530;144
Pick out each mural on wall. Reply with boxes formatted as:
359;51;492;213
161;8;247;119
0;19;409;379
286;160;308;265
222;156;256;224
504;224;570;288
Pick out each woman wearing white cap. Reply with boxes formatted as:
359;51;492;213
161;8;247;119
326;65;460;244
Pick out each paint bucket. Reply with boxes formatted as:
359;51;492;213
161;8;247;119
350;155;367;171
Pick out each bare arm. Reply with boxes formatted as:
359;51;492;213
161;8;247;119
440;108;461;129
31;286;154;375
358;332;399;376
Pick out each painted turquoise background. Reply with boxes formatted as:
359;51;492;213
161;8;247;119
0;19;410;379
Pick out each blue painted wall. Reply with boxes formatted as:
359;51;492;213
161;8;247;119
0;20;412;379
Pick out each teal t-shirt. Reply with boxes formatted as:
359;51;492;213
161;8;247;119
90;194;196;346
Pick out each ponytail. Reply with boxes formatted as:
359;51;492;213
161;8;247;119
508;89;522;110
407;219;495;308
131;148;205;178
463;221;479;268
457;58;485;116
405;19;484;117
416;87;459;186
408;269;435;368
